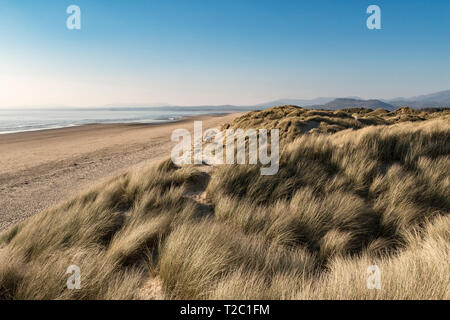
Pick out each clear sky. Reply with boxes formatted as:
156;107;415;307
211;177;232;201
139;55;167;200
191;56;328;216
1;0;449;107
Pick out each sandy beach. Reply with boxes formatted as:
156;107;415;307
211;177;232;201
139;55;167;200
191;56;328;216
0;113;240;231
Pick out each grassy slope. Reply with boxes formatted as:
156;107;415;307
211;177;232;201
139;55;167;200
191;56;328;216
0;106;449;300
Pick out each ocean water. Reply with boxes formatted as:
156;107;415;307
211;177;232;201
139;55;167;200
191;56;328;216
0;106;258;135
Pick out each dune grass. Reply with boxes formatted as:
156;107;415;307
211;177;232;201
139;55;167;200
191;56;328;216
0;160;205;299
0;106;449;300
223;105;450;143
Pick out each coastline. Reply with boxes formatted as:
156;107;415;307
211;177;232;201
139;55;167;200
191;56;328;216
0;112;233;136
0;112;241;231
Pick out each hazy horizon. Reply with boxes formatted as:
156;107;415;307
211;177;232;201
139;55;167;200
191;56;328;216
1;88;449;109
1;0;449;108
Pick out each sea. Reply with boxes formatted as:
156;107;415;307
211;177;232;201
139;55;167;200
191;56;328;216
0;106;259;135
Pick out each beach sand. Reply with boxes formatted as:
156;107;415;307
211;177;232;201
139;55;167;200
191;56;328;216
0;113;240;231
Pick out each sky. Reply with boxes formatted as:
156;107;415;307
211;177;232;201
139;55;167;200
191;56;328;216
0;0;449;107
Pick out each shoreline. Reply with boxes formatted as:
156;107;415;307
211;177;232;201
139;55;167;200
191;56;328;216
0;112;232;136
0;112;241;231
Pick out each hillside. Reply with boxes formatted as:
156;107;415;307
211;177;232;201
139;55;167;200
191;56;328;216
318;98;395;110
0;107;449;300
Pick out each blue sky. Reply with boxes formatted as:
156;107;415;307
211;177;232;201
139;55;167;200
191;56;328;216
0;0;449;107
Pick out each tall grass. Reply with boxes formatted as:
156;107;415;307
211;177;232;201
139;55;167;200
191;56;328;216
0;160;204;299
0;107;448;299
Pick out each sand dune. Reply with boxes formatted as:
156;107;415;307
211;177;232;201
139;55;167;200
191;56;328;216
1;107;448;300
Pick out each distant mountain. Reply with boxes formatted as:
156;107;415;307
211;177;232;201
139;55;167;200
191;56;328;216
101;102;173;108
258;90;450;110
386;90;450;108
388;99;450;109
400;90;450;103
257;97;336;107
259;97;396;110
316;98;396;111
257;96;368;108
